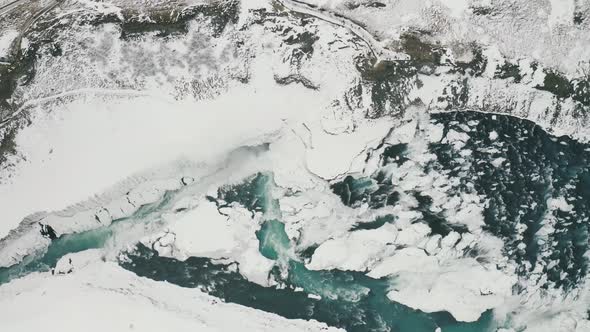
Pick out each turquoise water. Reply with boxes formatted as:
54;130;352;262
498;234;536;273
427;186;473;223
0;227;112;283
3;111;589;331
123;225;495;332
216;172;280;215
0;191;175;285
256;219;291;260
122;173;497;332
260;222;495;332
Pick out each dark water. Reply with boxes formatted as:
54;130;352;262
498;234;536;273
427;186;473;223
122;220;495;332
122;173;497;332
330;111;590;290
2;111;589;331
429;112;590;289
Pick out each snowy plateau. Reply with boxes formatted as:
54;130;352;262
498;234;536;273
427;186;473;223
1;0;590;331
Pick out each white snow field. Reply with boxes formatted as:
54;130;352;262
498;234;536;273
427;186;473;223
1;0;590;331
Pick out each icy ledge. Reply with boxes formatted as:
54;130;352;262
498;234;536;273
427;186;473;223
0;172;194;268
142;198;276;287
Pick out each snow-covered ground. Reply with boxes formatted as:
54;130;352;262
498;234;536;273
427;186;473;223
1;0;590;330
142;199;277;286
0;0;389;267
0;251;342;332
0;30;17;59
300;0;590;76
283;112;518;322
